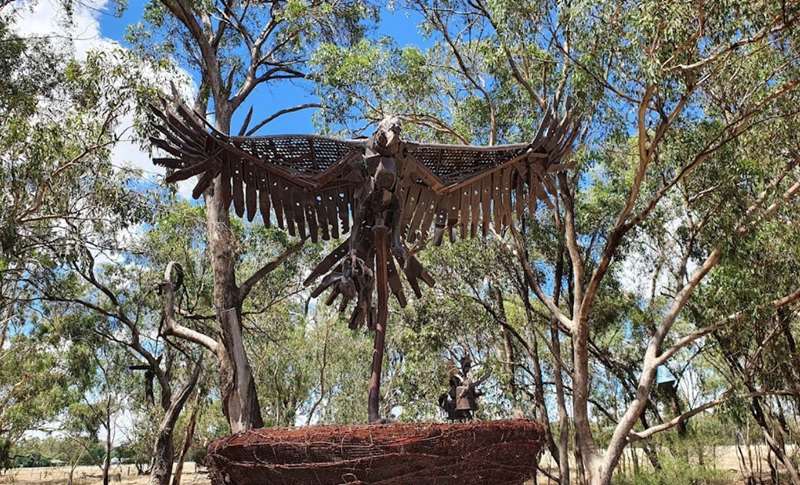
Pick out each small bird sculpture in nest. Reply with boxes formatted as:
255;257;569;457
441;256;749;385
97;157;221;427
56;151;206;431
438;353;485;421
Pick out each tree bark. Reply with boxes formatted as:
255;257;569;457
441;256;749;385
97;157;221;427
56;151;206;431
490;284;518;404
215;307;264;432
515;292;559;469
550;242;571;485
751;396;800;485
150;363;202;485
171;386;202;485
150;426;175;485
103;399;112;485
572;316;603;483
206;107;264;433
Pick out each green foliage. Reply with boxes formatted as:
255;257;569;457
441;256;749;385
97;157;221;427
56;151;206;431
0;319;94;447
311;4;800;482
11;435;107;468
126;0;377;121
3;3;800;484
13;451;52;468
0;4;175;452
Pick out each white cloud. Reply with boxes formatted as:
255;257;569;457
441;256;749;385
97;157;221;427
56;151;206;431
112;113;196;199
12;0;196;199
618;214;699;301
12;0;117;58
8;4;199;444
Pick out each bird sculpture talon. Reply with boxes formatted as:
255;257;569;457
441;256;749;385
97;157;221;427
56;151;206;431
391;244;408;269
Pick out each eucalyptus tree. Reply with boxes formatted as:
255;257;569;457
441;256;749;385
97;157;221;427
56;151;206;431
689;211;800;482
129;0;377;432
0;305;95;470
313;1;800;483
42;333;136;485
0;4;211;480
0;5;127;464
42;197;223;485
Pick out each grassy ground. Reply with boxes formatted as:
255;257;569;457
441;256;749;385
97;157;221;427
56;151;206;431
0;462;211;485
2;446;796;484
537;445;798;484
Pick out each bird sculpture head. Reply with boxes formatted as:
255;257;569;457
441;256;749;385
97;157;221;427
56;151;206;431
365;115;403;192
372;115;402;157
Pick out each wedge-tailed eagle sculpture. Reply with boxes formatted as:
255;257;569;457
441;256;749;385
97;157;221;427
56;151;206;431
150;98;578;422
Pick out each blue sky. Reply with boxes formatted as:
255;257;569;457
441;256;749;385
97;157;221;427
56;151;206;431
11;0;434;195
94;2;431;135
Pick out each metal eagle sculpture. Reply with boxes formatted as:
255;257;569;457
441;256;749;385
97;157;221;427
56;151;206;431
149;98;578;423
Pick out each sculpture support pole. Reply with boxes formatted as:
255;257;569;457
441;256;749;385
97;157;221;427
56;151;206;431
368;223;389;423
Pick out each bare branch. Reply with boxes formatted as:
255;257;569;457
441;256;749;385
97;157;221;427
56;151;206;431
419;2;497;144
557;172;585;321
244;103;322;136
627;81;800;233
469;0;547;110
669;15;798;72
231;66;307;109
502;226;575;332
237;240;304;302
629;390;795;442
161;262;219;353
657;286;800;366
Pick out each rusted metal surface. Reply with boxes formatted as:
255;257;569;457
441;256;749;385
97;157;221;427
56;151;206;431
150;98;578;422
439;354;483;421
150;99;577;248
206;419;546;485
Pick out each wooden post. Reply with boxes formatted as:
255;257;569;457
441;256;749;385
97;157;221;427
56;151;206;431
368;222;389;423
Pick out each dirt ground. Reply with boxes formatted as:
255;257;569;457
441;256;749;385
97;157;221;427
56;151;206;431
0;462;211;485
1;446;795;484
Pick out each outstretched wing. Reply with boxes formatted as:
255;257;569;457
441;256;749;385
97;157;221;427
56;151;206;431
149;99;366;242
396;108;579;245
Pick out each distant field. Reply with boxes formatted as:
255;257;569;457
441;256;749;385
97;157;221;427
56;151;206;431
1;447;796;484
0;462;211;485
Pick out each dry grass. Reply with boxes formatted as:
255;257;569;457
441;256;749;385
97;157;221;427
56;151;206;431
536;445;800;484
3;446;796;484
0;462;211;485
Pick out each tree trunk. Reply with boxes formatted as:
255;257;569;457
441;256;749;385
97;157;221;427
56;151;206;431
206;108;264;433
572;319;604;483
549;242;570;485
150;428;175;485
171;389;202;485
750;396;800;485
526;323;559;467
68;461;77;485
490;285;517;404
638;414;662;470
496;279;561;476
103;401;112;485
596;363;659;484
150;363;202;485
718;336;800;485
216;307;263;432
